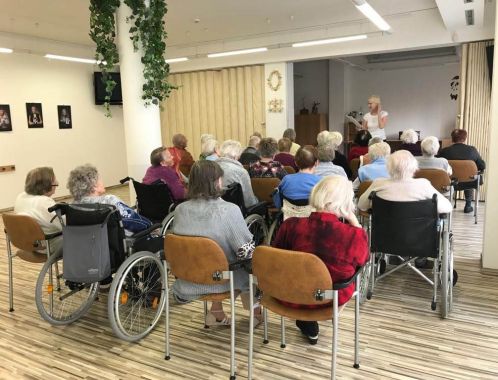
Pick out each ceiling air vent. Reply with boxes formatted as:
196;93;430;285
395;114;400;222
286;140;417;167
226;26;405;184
465;9;475;25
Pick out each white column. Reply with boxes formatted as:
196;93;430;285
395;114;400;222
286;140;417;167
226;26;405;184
482;1;498;270
116;2;162;187
264;62;294;139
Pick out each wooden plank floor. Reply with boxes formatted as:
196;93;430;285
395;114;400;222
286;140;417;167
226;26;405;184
0;189;496;380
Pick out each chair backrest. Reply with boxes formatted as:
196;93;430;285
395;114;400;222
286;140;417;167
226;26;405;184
283;166;296;174
132;180;175;222
252;246;332;306
2;213;46;252
356;180;372;199
414;169;451;193
221;182;247;215
164;234;229;285
370;193;439;258
282;199;313;220
448;160;478;183
350;158;360;179
63;203;126;271
251;177;280;204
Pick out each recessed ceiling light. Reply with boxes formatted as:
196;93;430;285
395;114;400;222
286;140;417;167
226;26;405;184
352;0;391;31
45;54;102;64
292;34;368;48
207;47;268;58
0;47;13;54
165;57;189;63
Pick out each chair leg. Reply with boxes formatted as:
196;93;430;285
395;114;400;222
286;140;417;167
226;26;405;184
248;274;254;380
354;277;360;369
280;316;286;348
367;252;375;300
331;291;339;380
229;273;236;380
431;257;438;311
203;301;209;328
164;262;171;360
6;235;14;312
263;307;269;344
475;185;479;224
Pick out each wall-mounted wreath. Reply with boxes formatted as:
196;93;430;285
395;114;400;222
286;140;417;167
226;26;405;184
89;0;175;116
267;70;282;92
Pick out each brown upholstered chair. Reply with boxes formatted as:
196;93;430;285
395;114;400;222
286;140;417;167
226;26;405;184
247;246;362;380
2;213;60;312
448;160;482;224
250;177;280;205
283;165;296;174
414;169;452;194
350;158;360;180
164;234;245;379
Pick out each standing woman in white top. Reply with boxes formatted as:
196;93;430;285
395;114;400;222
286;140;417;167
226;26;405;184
362;95;388;140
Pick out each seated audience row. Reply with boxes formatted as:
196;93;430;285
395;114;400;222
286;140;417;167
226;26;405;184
248;138;287;180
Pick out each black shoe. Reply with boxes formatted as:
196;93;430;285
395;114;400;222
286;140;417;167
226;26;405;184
296;320;319;345
453;270;458;286
464;202;473;213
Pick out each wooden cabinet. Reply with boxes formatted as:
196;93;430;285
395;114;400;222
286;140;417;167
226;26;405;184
294;114;328;146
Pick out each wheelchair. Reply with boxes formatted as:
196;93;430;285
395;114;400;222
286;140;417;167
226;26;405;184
35;203;168;342
120;176;177;223
366;192;454;318
221;182;269;245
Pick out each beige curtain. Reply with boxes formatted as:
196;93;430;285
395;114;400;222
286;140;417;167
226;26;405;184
458;41;493;200
160;65;266;158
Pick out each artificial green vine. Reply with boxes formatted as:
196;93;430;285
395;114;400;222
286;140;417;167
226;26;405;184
89;0;120;116
89;0;175;116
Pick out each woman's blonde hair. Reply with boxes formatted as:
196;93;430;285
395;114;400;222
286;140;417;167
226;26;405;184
368;95;381;104
310;176;355;219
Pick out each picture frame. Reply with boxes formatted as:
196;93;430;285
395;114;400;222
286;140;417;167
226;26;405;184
0;104;12;132
57;105;72;129
26;102;44;128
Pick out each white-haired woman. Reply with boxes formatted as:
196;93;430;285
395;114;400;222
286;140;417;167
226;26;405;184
217;140;259;207
273;176;369;344
417;136;452;175
315;142;347;178
358;150;452;214
400;129;421;156
199;134;215;160
201;138;220;161
354;142;391;191
317;131;352;178
362;95;388;140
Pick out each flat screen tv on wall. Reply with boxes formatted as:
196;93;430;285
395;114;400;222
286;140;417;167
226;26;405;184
94;72;123;105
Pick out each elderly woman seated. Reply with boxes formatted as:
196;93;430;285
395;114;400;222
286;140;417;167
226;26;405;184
273;176;369;344
199;134;215;160
201;137;221;161
400;129;421;156
274;138;297;171
353;142;391;190
358;150;453;214
171;160;262;325
14;167;63;255
249;137;288;180
314;142;347;178
67;164;152;234
143;147;186;201
217;140;259;208
416;136;452;175
273;146;321;219
317;131;352;178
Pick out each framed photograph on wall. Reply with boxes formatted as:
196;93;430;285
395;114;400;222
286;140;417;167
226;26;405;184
0;104;12;132
57;105;72;129
26;102;44;128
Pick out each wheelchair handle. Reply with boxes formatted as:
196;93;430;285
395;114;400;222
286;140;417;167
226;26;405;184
119;176;132;184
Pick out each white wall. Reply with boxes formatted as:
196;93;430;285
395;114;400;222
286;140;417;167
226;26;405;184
329;60;346;133
345;63;460;140
0;53;127;209
293;60;329;116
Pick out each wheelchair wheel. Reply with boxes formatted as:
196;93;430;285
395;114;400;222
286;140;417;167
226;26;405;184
266;212;283;245
108;251;166;342
160;211;175;237
245;214;268;246
35;252;99;326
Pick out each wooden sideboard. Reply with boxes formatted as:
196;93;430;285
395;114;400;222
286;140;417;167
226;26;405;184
295;114;328;146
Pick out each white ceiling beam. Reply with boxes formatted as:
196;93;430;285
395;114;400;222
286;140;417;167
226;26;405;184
435;0;485;30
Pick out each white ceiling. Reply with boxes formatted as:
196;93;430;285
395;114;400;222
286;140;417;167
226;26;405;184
0;0;439;47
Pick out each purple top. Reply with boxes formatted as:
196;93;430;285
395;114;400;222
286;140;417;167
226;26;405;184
274;152;298;171
143;165;186;201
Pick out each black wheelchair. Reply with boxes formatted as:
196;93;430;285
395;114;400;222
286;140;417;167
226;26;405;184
35;203;168;341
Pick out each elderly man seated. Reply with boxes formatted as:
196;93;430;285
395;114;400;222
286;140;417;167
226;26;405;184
358;150;452;214
353;141;390;190
217;140;259;208
416;136;452;175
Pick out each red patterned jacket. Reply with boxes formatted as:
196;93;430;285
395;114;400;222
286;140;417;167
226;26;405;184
273;212;368;307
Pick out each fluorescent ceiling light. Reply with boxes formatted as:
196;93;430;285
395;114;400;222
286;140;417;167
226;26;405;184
292;34;368;48
207;47;268;58
0;47;13;53
352;0;391;31
44;54;102;64
165;57;189;63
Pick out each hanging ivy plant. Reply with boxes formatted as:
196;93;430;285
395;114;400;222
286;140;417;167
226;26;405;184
89;0;120;116
89;0;175;116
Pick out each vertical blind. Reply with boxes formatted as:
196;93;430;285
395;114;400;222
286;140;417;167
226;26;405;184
458;41;493;200
160;65;266;158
